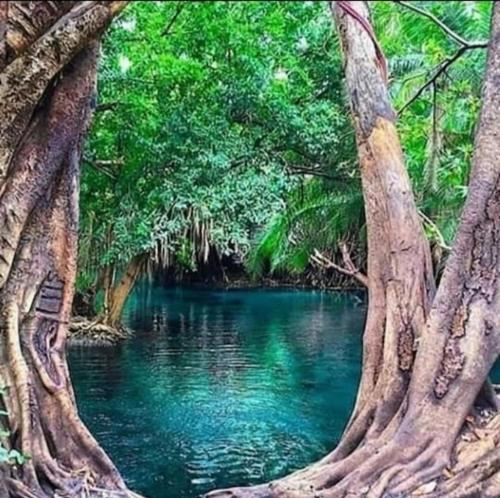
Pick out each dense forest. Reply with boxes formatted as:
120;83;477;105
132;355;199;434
74;1;491;333
1;1;500;498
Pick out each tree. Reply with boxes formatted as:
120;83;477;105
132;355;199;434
104;253;145;328
206;2;500;497
77;0;353;302
250;1;491;287
0;3;137;496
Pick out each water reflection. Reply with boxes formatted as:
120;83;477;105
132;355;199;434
69;286;365;498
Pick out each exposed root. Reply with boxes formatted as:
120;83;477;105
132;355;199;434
68;316;131;345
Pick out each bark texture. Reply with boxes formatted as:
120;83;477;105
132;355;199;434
206;2;500;497
0;2;134;497
105;254;145;328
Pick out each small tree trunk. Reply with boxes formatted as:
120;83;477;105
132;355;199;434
105;255;145;328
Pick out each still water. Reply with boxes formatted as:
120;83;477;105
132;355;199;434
68;287;366;498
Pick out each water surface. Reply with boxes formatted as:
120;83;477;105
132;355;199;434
69;286;365;498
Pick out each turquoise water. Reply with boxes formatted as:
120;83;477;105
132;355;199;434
68;286;366;498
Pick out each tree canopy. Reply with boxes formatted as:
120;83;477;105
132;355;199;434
79;1;492;293
79;1;353;289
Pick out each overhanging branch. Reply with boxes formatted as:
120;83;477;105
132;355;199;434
393;1;487;48
398;44;485;115
162;3;186;36
393;1;488;115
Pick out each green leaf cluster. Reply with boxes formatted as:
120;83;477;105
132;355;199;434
79;1;491;285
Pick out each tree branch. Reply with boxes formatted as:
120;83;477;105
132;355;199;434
0;1;130;182
398;44;482;115
310;244;368;287
393;1;486;48
161;3;186;36
95;101;121;112
418;210;451;251
287;165;355;182
393;1;488;116
83;158;124;180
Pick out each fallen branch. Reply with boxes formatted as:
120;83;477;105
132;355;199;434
310;243;368;287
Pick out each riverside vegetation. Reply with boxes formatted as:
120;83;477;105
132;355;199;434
1;2;500;498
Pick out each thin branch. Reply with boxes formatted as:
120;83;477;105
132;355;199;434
95;101;121;112
393;1;481;48
310;244;368;287
424;80;441;193
287;165;354;182
93;159;125;167
418;210;451;251
161;3;186;36
83;158;124;180
398;45;467;115
393;1;488;115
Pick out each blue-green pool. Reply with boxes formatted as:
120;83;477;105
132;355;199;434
68;287;366;498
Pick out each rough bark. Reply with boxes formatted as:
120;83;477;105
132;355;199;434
0;1;127;195
0;3;134;497
205;2;500;497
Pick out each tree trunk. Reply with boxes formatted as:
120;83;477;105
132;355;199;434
105;255;145;328
206;2;500;497
0;3;134;497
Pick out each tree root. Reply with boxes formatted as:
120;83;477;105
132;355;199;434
68;316;131;345
206;410;500;498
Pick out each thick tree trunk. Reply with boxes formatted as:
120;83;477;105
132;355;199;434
105;255;145;328
206;2;500;498
0;3;134;497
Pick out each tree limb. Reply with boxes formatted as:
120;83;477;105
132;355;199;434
0;1;130;184
398;44;482;115
83;158;124;180
287;165;355;182
310;244;368;287
393;1;487;48
394;1;488;116
95;101;121;112
161;3;186;36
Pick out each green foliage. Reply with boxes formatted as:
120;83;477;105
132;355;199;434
376;0;490;242
80;0;351;284
248;178;364;277
0;447;29;466
80;1;491;287
249;1;490;279
0;387;29;466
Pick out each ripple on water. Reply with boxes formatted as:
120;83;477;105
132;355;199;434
69;287;365;498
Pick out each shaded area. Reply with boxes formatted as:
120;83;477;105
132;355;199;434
68;287;365;498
